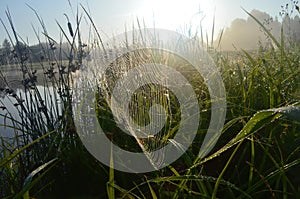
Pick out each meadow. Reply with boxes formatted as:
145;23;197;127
0;6;299;199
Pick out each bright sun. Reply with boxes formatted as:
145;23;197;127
136;0;215;34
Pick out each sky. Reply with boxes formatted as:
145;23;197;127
0;0;293;45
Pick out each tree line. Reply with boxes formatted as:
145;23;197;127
0;39;71;65
218;9;300;51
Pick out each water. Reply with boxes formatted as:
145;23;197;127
0;91;19;138
0;85;61;140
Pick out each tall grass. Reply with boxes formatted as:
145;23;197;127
0;6;106;198
0;5;299;199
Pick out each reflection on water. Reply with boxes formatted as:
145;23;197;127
0;85;61;139
0;66;65;141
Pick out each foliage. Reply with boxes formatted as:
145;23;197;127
0;5;299;199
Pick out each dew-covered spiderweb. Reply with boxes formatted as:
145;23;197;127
93;45;209;169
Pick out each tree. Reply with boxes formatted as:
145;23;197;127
1;39;12;65
2;39;11;55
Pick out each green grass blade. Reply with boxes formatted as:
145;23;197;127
212;141;244;199
0;131;55;168
13;158;58;199
241;49;255;66
268;105;300;122
198;111;280;165
197;104;300;166
280;24;285;70
147;181;158;199
242;158;300;198
151;175;251;198
107;143;115;199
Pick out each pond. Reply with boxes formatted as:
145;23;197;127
0;85;62;140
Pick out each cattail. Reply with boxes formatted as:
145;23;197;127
64;13;74;37
67;21;74;37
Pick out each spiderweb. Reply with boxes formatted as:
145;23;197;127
73;26;222;173
96;48;184;168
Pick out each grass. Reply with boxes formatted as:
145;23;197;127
0;5;300;199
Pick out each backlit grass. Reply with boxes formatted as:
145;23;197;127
0;5;299;199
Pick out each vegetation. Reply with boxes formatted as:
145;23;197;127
0;3;299;199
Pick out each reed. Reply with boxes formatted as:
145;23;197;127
0;5;299;199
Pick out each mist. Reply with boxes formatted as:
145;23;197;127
217;9;300;51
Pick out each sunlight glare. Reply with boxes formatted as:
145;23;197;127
136;0;215;35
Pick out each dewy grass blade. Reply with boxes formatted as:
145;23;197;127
195;111;280;166
0;3;299;198
194;104;300;167
0;131;55;168
211;141;244;199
